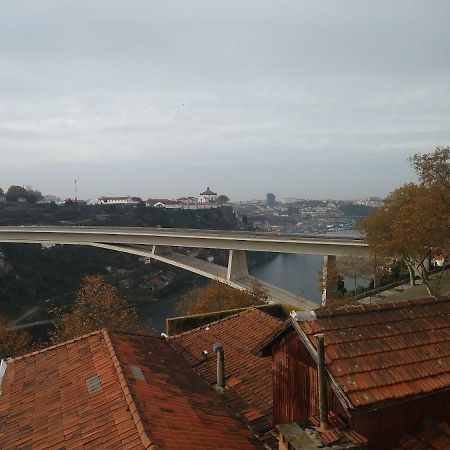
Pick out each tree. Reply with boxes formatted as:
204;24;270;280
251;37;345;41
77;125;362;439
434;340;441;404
217;195;230;204
26;188;43;203
177;280;269;316
6;185;28;202
410;146;450;188
338;256;373;299
0;315;32;359
358;148;450;296
5;185;44;203
318;257;343;303
50;275;138;343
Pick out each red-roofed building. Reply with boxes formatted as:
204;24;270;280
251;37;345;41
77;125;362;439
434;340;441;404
99;196;143;205
0;330;264;450
256;296;450;450
199;187;217;203
170;307;282;446
395;416;450;450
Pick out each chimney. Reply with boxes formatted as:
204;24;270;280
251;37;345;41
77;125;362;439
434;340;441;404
316;333;330;431
212;343;225;389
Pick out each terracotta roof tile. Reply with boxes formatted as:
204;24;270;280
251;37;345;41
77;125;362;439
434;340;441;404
0;329;264;449
394;417;450;450
300;296;450;409
169;307;281;441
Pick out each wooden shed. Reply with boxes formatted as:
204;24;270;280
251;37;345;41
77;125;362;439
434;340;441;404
255;296;450;449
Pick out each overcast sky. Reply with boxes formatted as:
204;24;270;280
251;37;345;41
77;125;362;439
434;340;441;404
1;1;449;200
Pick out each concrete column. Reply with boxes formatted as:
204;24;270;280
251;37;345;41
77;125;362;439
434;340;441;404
321;255;338;306
152;245;172;256
226;250;249;281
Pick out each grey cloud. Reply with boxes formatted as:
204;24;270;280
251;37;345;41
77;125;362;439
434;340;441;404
0;0;449;199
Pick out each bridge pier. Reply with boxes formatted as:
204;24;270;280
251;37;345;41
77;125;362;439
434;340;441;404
227;250;249;281
151;245;172;256
321;255;339;306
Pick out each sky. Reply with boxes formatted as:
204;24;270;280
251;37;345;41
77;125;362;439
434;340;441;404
1;1;450;201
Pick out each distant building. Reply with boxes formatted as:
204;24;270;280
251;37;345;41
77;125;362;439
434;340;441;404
282;197;302;204
149;199;218;210
199;187;217;203
152;200;180;209
98;196;142;205
40;195;61;203
177;196;198;204
266;193;276;206
0;195;6;203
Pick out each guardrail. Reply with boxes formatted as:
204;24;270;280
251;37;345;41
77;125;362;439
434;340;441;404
356;263;449;300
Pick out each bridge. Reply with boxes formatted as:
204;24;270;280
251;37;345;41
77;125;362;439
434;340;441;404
0;226;370;310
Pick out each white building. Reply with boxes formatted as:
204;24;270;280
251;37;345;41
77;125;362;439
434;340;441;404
199;187;217;203
152;200;180;209
98;196;142;205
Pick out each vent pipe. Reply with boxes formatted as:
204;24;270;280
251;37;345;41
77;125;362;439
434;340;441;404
212;343;225;389
0;359;7;390
316;334;330;431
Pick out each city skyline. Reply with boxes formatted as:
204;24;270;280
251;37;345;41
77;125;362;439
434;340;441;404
1;1;449;199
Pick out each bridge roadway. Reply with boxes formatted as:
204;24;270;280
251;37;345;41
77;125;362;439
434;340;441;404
0;226;370;310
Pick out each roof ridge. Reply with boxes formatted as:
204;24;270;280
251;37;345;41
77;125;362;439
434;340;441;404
316;296;450;319
102;330;157;449
311;312;450;335
170;307;272;338
108;329;161;339
8;329;104;362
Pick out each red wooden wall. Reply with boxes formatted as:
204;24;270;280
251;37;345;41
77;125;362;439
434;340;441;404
271;330;450;450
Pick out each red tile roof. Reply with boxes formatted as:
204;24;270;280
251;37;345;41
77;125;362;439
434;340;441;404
302;296;450;410
200;187;217;196
394;416;450;450
309;412;368;447
0;329;263;450
169;308;281;437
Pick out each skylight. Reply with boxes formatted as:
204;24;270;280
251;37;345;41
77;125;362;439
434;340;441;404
129;364;145;381
86;375;102;393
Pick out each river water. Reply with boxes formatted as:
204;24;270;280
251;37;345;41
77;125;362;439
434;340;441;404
250;253;323;303
140;230;361;331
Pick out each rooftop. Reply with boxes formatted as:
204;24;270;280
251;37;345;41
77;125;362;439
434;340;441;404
170;307;281;441
0;329;263;449
258;296;450;412
200;187;217;196
395;416;450;450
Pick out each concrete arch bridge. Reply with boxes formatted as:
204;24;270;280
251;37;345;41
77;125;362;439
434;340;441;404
0;226;370;310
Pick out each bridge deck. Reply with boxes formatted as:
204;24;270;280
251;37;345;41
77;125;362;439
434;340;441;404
0;226;368;256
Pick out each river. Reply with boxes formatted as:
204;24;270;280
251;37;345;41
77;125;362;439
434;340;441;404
139;230;361;332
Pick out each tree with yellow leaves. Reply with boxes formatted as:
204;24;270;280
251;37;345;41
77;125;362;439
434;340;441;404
358;147;450;297
177;280;269;316
0;315;32;358
51;275;138;343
